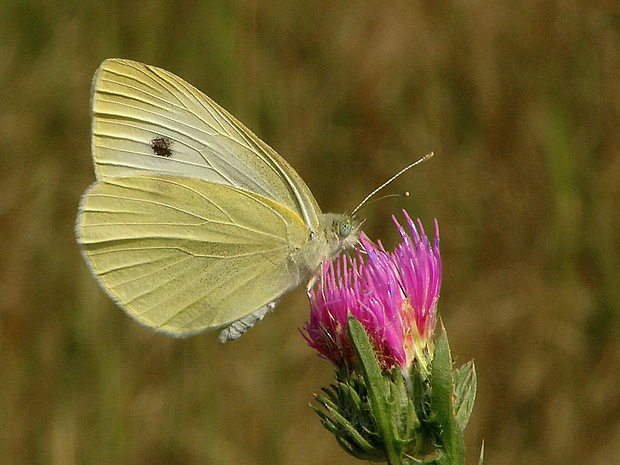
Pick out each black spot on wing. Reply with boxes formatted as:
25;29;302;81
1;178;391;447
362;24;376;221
150;136;173;157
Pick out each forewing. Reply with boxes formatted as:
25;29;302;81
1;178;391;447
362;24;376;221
91;59;321;230
76;175;309;336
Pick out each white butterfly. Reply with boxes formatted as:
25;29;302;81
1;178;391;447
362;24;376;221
76;59;360;342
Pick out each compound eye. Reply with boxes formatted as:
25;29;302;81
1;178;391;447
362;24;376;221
338;219;352;237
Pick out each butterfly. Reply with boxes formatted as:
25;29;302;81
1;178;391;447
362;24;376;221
76;59;361;342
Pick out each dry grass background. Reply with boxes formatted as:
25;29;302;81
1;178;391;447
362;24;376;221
1;1;619;464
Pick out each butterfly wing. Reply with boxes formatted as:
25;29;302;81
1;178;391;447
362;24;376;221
79;59;353;340
77;175;309;337
91;58;322;230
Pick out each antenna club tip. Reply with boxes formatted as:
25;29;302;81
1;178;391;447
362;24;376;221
403;191;410;197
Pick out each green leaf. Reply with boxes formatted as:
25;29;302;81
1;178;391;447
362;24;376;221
430;324;466;465
348;316;402;465
389;371;420;442
453;361;477;429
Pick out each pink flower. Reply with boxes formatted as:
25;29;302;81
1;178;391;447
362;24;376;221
303;211;441;372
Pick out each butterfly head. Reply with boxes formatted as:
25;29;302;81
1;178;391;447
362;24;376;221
331;214;363;250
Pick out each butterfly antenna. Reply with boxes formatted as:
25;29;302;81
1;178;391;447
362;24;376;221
351;152;434;216
363;191;410;207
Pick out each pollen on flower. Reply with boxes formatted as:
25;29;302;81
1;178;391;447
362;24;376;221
303;211;442;372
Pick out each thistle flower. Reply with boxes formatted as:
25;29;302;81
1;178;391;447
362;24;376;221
303;211;441;373
304;213;479;464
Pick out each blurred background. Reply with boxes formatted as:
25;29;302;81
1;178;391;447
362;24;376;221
1;1;619;464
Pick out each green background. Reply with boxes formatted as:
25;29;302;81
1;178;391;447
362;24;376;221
1;1;618;464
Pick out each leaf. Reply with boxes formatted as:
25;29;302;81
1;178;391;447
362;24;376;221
430;323;465;465
453;361;477;429
348;316;402;464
